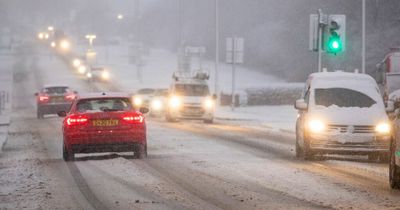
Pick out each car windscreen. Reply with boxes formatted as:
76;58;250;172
76;98;132;112
137;89;155;94
314;88;377;108
43;87;69;94
175;84;209;96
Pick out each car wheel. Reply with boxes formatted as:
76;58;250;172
368;154;379;162
134;144;147;159
390;140;400;189
303;137;315;160
379;154;390;163
166;113;176;122
295;134;304;158
203;118;213;124
63;143;74;161
37;108;43;119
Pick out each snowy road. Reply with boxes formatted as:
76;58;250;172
1;43;400;209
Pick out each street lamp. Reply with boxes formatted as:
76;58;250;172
117;14;124;20
47;26;54;32
85;34;96;48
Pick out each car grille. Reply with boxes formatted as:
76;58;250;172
180;106;205;116
327;124;375;134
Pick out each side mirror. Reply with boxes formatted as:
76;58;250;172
212;94;217;100
294;99;308;111
34;92;39;96
57;111;67;117
139;107;149;114
386;100;395;113
73;91;78;94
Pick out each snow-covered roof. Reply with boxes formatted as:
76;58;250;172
308;71;376;84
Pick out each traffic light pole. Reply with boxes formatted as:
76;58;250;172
317;9;323;72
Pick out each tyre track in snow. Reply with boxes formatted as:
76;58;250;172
28;45;109;210
152;120;400;209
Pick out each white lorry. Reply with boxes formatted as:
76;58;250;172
165;71;216;124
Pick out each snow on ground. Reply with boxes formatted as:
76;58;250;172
0;51;14;153
75;44;299;132
216;105;297;132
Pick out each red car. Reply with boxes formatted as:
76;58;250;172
35;85;77;119
58;92;149;161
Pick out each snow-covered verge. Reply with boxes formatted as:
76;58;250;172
0;51;13;153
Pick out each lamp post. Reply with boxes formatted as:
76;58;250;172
85;34;96;48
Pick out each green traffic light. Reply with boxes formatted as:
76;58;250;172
327;33;342;53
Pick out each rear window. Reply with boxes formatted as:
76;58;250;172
43;87;69;94
76;98;132;113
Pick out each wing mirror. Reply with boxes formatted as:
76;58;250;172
386;100;395;113
139;107;149;114
73;91;78;94
34;92;39;96
212;94;217;100
57;111;67;117
294;99;308;111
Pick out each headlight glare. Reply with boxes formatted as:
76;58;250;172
151;99;163;111
133;97;143;106
169;96;181;109
204;98;214;109
308;119;325;133
375;123;391;134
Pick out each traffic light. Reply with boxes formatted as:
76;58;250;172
326;15;346;54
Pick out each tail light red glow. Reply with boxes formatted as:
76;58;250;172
122;113;144;124
39;95;49;102
66;115;88;126
65;94;75;101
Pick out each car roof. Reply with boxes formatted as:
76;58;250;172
309;71;375;81
43;84;69;88
77;92;130;99
308;71;376;86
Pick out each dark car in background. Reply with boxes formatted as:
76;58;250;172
35;85;77;119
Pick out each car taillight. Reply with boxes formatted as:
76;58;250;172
65;115;88;126
122;113;144;124
39;95;49;102
65;94;75;101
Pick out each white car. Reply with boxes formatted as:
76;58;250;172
295;71;394;161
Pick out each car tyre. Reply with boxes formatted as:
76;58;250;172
390;140;400;189
295;135;304;158
63;143;74;161
166;113;176;122
37;108;43;119
134;144;147;159
303;137;315;160
203;118;213;124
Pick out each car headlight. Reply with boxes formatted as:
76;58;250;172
204;98;214;109
50;41;56;48
72;59;81;68
308;119;325;133
169;96;181;109
60;39;70;50
86;72;92;78
133;97;143;106
375;122;391;134
151;99;163;111
78;65;87;74
102;71;109;80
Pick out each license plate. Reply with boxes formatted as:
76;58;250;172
51;96;64;103
92;119;119;126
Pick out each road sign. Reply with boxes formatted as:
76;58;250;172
226;37;244;64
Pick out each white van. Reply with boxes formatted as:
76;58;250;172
165;71;216;124
295;71;394;161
